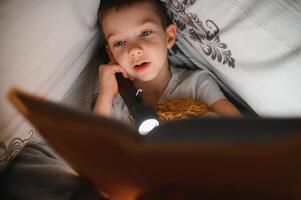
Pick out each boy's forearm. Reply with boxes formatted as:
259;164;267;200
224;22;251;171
93;93;114;118
209;99;242;117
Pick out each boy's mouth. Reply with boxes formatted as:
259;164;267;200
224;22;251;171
133;62;150;72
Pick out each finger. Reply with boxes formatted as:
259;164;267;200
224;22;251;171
110;65;123;73
116;67;128;78
110;65;127;76
128;74;135;81
122;71;128;78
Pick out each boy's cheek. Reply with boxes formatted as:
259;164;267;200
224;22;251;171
112;51;122;61
116;53;130;66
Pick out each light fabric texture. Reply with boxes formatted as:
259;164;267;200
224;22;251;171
112;67;225;125
0;0;101;170
162;0;301;117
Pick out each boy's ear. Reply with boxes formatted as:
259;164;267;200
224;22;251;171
105;45;115;62
166;24;177;49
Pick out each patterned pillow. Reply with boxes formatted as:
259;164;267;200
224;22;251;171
163;0;301;117
0;0;101;171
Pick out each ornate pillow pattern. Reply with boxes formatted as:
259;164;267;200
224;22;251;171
0;131;35;171
163;0;301;117
166;0;236;68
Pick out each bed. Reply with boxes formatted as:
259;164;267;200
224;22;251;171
1;0;301;199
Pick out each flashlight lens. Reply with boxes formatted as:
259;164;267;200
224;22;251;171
138;119;159;135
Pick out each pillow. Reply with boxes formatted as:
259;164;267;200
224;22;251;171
0;0;101;170
164;0;301;117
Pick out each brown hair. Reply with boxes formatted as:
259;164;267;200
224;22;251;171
98;0;170;32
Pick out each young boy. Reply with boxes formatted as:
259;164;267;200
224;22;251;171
94;0;241;125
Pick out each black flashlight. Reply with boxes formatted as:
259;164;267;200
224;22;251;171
115;73;159;135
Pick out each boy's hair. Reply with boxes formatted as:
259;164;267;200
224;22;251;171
98;0;170;32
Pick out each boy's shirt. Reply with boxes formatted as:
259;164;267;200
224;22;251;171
112;67;226;125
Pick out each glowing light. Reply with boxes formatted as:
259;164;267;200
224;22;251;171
138;119;159;135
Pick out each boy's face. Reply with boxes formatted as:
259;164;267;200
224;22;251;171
102;2;176;82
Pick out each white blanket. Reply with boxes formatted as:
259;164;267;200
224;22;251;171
163;0;301;117
0;0;101;170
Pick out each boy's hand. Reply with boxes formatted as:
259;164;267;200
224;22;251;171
98;61;128;99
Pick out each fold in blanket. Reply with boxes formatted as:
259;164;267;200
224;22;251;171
0;143;106;200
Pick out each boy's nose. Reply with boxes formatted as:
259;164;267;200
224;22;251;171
129;46;143;57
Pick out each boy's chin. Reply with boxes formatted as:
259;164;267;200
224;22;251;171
137;74;157;82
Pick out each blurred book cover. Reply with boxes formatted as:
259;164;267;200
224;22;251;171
8;87;301;200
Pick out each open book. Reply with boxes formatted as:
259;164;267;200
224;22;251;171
8;87;301;199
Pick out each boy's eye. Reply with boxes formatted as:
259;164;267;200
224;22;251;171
140;30;153;37
113;40;125;47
